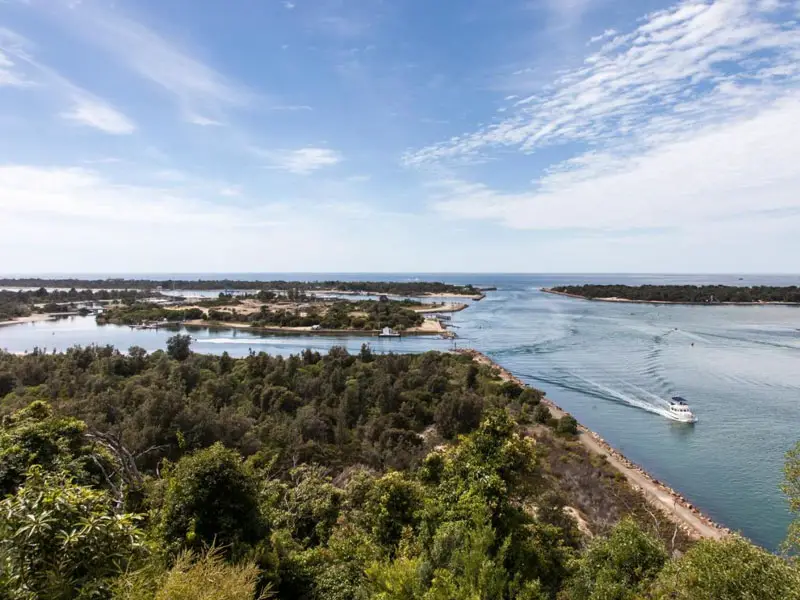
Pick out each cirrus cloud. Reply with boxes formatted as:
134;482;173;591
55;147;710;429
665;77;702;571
407;0;800;243
0;27;136;134
432;95;800;230
406;0;800;168
258;147;343;175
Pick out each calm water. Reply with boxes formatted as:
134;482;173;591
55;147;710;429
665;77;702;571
2;273;799;549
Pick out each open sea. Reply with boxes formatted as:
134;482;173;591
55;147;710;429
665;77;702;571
2;273;799;550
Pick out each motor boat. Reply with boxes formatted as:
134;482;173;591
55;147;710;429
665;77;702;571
669;397;697;423
378;327;401;338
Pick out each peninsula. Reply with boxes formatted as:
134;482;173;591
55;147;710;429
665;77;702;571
0;288;159;326
545;284;800;305
96;293;463;337
0;279;481;336
459;349;730;542
0;278;485;299
1;340;795;599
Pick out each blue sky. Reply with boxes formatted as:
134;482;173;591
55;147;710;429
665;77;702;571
1;0;799;273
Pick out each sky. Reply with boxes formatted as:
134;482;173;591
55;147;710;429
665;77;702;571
1;0;799;274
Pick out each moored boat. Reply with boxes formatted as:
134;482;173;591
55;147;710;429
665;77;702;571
378;327;401;338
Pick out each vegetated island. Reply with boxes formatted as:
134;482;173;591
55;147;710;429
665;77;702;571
2;339;796;599
96;290;463;337
0;282;477;336
0;278;486;299
545;284;800;305
0;288;160;326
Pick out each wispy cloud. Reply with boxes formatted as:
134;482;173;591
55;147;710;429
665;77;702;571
432;95;800;230
0;163;424;273
258;147;343;175
0;28;135;134
40;0;250;125
270;104;313;112
0;165;276;226
0;48;31;87
406;0;800;238
186;114;224;127
60;96;136;134
588;28;617;44
407;0;800;168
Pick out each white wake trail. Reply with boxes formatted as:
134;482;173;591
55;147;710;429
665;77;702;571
573;375;685;422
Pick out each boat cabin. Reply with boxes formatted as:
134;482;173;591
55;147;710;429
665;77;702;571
669;396;696;420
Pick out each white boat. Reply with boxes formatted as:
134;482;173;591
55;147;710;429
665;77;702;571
378;327;401;338
669;397;697;423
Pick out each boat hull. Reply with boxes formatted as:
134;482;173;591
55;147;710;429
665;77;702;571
669;413;697;424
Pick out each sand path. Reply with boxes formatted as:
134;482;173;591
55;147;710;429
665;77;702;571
0;314;59;327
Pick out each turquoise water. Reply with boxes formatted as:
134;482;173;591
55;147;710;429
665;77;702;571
1;273;799;549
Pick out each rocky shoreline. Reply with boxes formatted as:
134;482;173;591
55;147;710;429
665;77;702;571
457;348;733;541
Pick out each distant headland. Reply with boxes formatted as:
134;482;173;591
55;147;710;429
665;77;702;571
0;278;486;299
0;279;483;338
544;284;800;305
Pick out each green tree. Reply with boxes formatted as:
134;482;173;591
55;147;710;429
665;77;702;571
434;393;484;440
649;536;800;599
158;443;266;558
113;547;269;600
265;464;342;547
783;441;800;554
154;550;268;600
564;517;667;600
366;556;423;600
166;334;193;361
465;364;479;390
0;468;144;600
532;404;551;425
365;471;424;555
421;515;547;600
0;370;15;398
437;410;540;526
556;415;579;436
0;401;113;496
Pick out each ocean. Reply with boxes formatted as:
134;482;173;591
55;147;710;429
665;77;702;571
2;272;799;549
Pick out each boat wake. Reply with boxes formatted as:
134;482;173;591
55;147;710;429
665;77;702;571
196;337;304;345
573;376;692;422
521;369;693;423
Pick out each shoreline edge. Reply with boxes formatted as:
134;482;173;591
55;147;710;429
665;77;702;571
457;348;733;542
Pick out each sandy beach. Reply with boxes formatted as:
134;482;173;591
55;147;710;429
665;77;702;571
459;348;730;541
423;292;486;301
182;317;452;337
0;313;59;327
309;290;484;301
413;302;469;314
408;318;448;334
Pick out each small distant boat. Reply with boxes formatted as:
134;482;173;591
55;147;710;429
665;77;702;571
669;397;697;423
378;327;401;338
